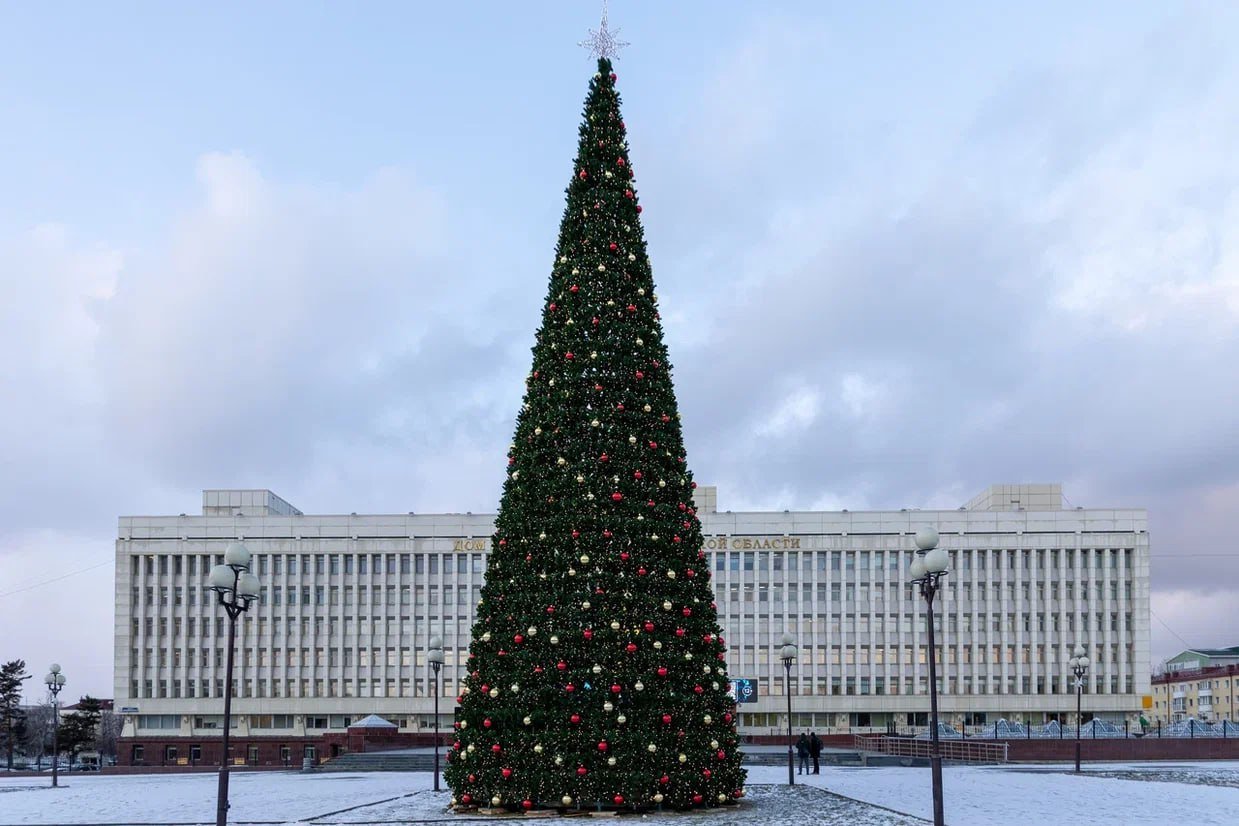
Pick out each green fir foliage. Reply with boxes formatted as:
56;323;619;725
445;58;745;812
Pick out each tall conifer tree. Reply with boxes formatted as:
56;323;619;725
445;57;745;812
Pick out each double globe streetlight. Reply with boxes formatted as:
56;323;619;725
907;527;949;826
207;542;260;826
1069;645;1090;773
45;664;66;788
779;633;798;786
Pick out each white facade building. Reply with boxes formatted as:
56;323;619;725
115;483;1150;754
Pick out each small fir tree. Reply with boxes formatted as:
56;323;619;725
445;57;745;812
60;695;103;767
0;659;30;769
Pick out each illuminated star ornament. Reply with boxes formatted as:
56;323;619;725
579;0;630;59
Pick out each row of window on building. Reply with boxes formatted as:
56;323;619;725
129;548;1135;582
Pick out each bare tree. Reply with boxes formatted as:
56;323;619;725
19;703;55;770
98;709;123;763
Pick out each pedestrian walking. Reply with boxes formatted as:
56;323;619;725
809;730;822;774
796;733;810;775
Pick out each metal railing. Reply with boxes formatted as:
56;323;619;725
854;734;1008;764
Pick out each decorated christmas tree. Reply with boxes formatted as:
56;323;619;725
445;33;745;814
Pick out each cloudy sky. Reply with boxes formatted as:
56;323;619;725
2;1;1237;701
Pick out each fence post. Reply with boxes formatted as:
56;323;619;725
1190;720;1195;739
1124;720;1129;738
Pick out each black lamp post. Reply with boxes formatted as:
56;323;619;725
1070;645;1090;773
779;632;798;786
207;542;260;826
428;636;445;792
908;527;949;826
44;665;66;788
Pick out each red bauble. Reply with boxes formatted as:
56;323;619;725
682;607;692;617
660;775;670;785
557;660;567;670
611;492;623;501
615;402;624;410
693;794;704;805
648;441;658;449
565;683;576;692
637;567;647;576
594;382;603;391
733;789;744;798
483;718;493;728
661;414;670;422
678;503;686;511
514;634;524;644
686;569;696;578
673;535;682;544
717;750;727;760
611;683;622;693
627;304;637;313
548;302;557;312
657;667;668;677
593;316;600;325
578;170;587;180
603;529;613;538
610;72;617;81
468;773;476;782
461;794;472;804
702;769;711;778
502;767;513;778
613;794;625;805
636;205;643;213
597;741;608;752
675;628;685;637
498;538;507;546
617;158;626;166
644;621;655;632
481;684;490;693
583;629;593;640
662;714;672;724
691;481;698;489
578;766;588;776
646;499;655;508
723;713;733;723
633;469;643;479
625;643;637;653
694;685;704;694
572;529;580;539
635;370;644;379
570;713;581;724
565;351;574;360
491;744;502;753
600;453;609;462
546;605;555;614
570;284;580;293
609;242;618;251
522;800;533;810
625;189;633;198
534;665;543;674
620;551;630;561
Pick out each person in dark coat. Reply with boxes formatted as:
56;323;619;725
795;733;810;775
808;731;822;774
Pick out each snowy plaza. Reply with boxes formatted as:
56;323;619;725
3;763;1239;825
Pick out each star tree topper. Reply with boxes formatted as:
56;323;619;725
579;0;630;59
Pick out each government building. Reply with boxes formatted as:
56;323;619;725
114;483;1150;765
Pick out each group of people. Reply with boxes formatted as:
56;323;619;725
795;731;822;774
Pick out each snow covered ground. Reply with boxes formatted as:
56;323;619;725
1;761;1238;825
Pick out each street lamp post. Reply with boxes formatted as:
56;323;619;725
779;632;798;786
428;636;445;792
44;665;66;788
207;542;261;826
1070;646;1090;773
908;527;949;826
